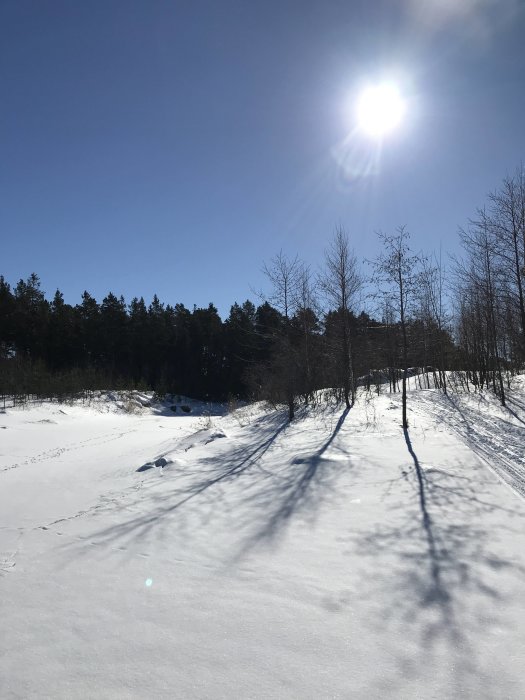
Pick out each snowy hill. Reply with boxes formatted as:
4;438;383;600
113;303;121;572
1;381;525;698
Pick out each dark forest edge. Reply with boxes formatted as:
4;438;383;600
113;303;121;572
1;166;524;418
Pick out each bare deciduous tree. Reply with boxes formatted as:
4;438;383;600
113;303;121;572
262;251;301;421
263;251;300;321
319;227;362;408
371;226;421;430
455;211;507;405
294;263;321;404
419;250;450;393
487;166;525;358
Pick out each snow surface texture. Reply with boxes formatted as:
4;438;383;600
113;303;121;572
1;384;524;699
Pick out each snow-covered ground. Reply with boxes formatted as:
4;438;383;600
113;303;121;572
1;384;524;699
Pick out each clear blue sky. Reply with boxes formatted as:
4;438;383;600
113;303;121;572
2;0;524;317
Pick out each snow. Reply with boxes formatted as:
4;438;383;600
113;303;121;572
1;383;525;698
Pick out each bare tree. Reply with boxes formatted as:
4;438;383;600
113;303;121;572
263;251;300;321
293;263;321;404
319;227;362;408
455;212;507;405
487;166;525;358
419;250;450;393
371;227;421;429
262;251;301;421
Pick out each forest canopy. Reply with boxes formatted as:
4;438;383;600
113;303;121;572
1;167;524;413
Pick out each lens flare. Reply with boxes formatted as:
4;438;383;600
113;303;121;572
357;83;405;138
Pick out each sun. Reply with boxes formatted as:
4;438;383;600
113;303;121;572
356;83;406;138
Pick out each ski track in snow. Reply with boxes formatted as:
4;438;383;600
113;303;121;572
0;427;139;473
415;391;525;499
2;389;525;699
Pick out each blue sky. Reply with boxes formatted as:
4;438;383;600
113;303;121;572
2;0;525;317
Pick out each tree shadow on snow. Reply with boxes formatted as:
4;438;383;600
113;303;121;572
61;407;352;558
61;411;290;549
403;427;449;606
355;409;525;697
233;407;351;557
441;393;525;498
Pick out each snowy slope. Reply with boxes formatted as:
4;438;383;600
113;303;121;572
1;386;524;699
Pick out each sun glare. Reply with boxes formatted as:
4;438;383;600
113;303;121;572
356;83;406;138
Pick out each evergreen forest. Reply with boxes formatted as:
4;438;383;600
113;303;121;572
1;168;524;415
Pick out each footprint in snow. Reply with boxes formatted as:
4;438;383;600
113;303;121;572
0;553;16;573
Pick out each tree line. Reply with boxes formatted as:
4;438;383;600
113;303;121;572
1;166;524;414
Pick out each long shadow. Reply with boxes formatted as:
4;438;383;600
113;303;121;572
236;407;351;554
81;413;290;546
505;394;525;413
356;444;525;695
504;396;525;426
320;406;350;452
351;402;525;694
445;391;525;438
441;393;525;498
63;406;352;560
404;426;448;604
